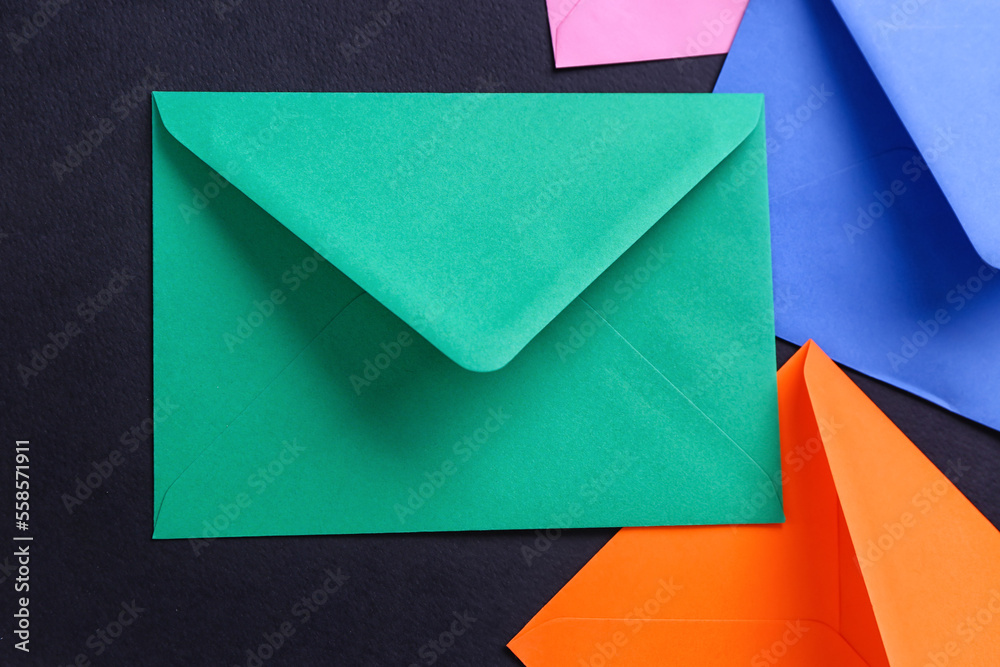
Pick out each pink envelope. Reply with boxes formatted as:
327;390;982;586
546;0;750;68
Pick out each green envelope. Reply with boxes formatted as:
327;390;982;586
152;92;782;539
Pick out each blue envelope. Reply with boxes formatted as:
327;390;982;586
716;0;1000;431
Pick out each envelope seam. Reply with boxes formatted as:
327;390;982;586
800;344;889;663
796;347;846;639
578;297;781;502
526;616;859;629
518;616;874;661
769;147;920;202
153;289;367;531
551;0;588;44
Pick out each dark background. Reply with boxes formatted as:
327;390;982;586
1;1;998;665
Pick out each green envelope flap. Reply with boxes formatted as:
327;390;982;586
152;92;764;372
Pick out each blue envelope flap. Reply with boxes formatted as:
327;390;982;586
152;92;763;371
830;0;1000;267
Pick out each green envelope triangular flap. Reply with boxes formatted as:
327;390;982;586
152;92;764;372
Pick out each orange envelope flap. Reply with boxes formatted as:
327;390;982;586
509;342;1000;666
803;344;1000;666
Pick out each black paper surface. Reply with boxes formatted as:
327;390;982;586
1;1;998;665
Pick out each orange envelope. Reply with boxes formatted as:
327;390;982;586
509;342;1000;666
